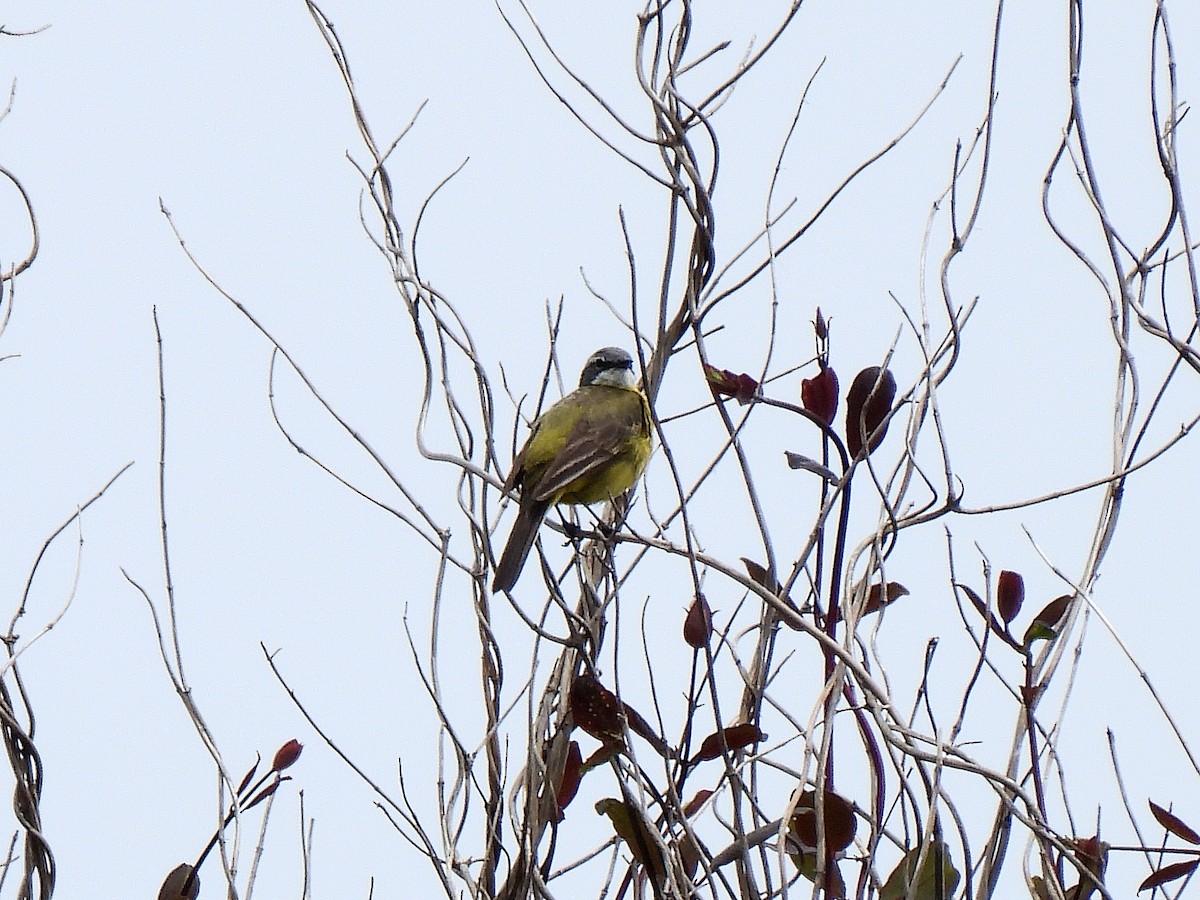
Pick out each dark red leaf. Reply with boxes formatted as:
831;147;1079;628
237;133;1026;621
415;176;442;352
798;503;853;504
863;581;909;616
245;780;282;810
271;739;303;772
1139;859;1200;892
581;742;622;769
621;700;670;756
997;570;1025;625
740;558;801;627
683;789;713;817
742;558;782;594
1072;833;1108;887
680;831;703;881
237;760;259;796
693;723;766;763
704;364;759;405
789;789;857;853
684;593;712;649
1150;800;1200;844
555;741;583;814
956;582;988;619
955;582;1025;652
570;674;625;745
957;583;983;607
570;674;667;756
1022;594;1073;647
845;366;897;458
801;365;839;426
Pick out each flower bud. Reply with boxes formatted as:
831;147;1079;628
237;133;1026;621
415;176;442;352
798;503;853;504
996;570;1024;624
683;594;712;649
271;739;303;772
845;366;896;458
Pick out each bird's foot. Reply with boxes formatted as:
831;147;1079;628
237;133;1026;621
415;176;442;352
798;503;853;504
560;521;589;543
560;520;618;546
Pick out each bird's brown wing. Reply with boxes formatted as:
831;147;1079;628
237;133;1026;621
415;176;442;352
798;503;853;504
529;403;646;503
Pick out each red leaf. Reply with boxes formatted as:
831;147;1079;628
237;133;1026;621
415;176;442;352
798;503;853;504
555;741;583;814
683;593;712;649
1022;594;1073;646
1150;800;1200;844
956;582;987;617
581;742;622;769
997;570;1025;624
680;831;703;881
569;673;668;756
621;700;670;757
845;366;896;458
1139;859;1200;892
245;779;282;810
683;789;713;817
740;557;802;627
692;723;766;763
801;366;839;426
789;789;857;854
741;558;782;594
237;761;259;796
570;674;625;745
704;364;759;404
1071;833;1108;885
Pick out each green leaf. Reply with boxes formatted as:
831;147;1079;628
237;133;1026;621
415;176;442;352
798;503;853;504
789;849;847;898
1022;595;1072;648
879;841;960;900
158;864;199;900
595;798;668;886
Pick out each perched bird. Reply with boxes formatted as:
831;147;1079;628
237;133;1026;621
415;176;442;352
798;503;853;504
493;347;653;592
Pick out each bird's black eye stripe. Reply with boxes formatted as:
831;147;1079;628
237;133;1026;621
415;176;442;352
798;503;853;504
579;348;634;385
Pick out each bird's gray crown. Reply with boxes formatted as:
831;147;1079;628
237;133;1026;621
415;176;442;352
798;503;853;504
579;347;635;387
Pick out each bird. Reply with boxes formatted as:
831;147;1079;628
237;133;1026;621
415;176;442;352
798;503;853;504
492;346;653;592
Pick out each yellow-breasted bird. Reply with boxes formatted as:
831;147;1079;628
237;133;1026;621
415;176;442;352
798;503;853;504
493;347;653;592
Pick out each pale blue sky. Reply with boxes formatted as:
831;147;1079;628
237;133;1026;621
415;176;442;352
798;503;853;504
1;2;1198;898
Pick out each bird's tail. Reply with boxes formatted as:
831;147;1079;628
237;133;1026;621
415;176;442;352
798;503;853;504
493;500;549;592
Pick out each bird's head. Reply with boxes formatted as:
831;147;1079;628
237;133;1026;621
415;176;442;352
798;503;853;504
580;346;637;389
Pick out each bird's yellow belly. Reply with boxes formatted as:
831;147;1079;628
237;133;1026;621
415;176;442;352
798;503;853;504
557;443;651;505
